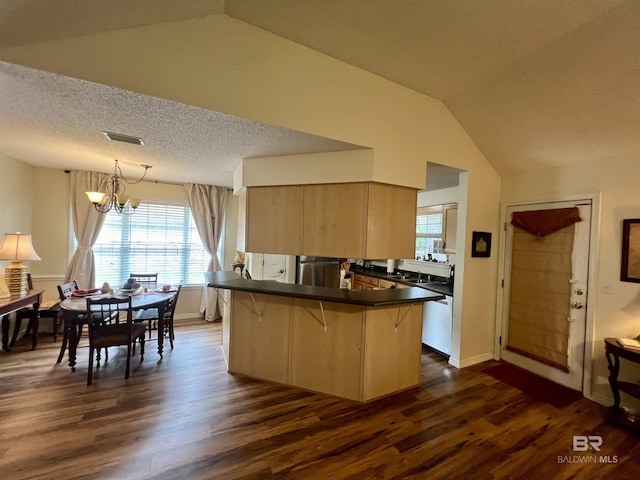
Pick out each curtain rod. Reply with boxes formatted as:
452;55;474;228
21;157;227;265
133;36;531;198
63;169;232;190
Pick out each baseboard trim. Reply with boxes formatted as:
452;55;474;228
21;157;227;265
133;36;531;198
589;391;612;407
450;352;494;369
174;313;204;321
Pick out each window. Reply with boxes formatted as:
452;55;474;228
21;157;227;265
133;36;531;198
415;203;458;260
93;202;209;287
416;206;443;260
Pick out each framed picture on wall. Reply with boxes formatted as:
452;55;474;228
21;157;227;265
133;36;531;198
471;231;492;258
621;219;640;283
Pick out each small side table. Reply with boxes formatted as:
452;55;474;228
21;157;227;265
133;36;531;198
1;290;44;351
604;338;640;433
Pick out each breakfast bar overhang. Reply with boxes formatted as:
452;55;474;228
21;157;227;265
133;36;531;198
207;272;445;402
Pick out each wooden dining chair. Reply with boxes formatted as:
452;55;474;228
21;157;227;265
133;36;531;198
134;285;182;349
55;280;90;364
85;296;147;385
56;280;111;363
15;274;62;347
129;273;158;289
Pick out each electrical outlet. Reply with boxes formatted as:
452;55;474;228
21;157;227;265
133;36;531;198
601;283;612;295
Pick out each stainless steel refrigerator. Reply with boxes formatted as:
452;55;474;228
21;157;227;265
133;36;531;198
296;256;340;288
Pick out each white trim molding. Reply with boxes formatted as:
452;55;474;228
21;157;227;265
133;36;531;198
449;352;494;369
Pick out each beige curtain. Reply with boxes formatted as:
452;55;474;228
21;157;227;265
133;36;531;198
65;171;109;289
185;184;228;321
506;223;576;371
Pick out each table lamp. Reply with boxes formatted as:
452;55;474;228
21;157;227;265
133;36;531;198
0;233;41;295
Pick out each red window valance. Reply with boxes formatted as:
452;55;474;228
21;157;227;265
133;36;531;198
511;207;582;236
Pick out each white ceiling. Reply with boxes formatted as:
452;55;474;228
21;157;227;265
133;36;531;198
1;0;638;186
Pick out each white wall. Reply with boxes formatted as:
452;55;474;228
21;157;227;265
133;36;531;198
0;154;35;336
235;150;375;192
0;13;502;367
417;186;460;207
0;154;35;295
0;153;33;241
502;157;640;408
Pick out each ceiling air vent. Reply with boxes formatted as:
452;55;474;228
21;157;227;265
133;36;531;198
102;131;145;146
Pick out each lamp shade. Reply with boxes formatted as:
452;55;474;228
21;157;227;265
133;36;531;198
0;233;41;262
0;233;40;295
86;191;106;204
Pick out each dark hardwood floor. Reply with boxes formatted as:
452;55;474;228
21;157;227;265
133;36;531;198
0;319;638;479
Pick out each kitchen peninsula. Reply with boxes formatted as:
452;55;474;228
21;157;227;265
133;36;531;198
207;271;444;402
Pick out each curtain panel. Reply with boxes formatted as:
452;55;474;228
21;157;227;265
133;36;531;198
65;171;109;288
185;184;228;321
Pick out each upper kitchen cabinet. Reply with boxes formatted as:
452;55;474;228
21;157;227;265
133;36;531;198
365;183;416;259
443;204;458;253
303;182;416;258
302;183;368;257
242;185;303;254
240;182;417;259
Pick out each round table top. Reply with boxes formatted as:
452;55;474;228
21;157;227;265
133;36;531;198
61;291;175;312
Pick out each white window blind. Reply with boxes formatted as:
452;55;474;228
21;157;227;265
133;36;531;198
93;203;209;287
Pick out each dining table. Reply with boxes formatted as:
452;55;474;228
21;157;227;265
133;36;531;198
1;289;44;351
60;289;176;371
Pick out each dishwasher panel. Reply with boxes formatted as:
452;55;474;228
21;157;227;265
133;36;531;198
422;295;452;356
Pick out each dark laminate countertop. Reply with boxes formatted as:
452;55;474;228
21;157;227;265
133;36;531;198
206;271;445;307
349;266;454;297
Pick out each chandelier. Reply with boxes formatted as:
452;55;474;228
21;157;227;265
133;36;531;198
85;159;152;214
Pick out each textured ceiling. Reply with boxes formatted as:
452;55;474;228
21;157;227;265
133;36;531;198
1;0;638;185
0;62;362;187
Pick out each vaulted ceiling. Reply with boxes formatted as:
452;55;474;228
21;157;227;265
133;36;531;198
1;0;638;186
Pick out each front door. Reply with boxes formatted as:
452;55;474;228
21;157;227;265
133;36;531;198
501;200;592;391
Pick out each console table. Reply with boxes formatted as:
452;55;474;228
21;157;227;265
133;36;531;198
1;290;44;351
604;338;640;433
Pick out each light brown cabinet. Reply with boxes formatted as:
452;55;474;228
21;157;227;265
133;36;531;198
365;183;417;260
303;183;368;257
364;276;379;290
377;278;397;289
443;204;458;253
352;273;397;290
242;185;303;254
239;182;417;259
